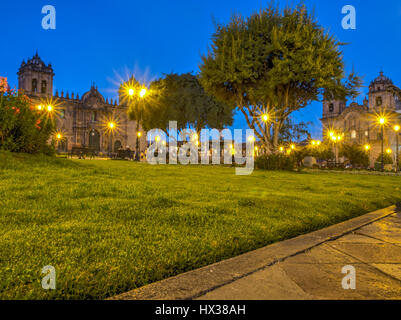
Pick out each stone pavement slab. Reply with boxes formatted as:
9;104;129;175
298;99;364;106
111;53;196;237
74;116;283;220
111;205;401;300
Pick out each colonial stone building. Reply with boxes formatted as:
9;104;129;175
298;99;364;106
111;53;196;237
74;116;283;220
17;52;145;154
322;72;401;167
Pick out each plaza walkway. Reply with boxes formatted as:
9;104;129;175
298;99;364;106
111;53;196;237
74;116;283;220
113;205;401;300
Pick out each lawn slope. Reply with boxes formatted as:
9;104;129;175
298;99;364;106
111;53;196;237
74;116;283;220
0;152;400;299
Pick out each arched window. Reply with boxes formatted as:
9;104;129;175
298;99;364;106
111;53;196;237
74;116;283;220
351;130;357;139
329;103;334;112
41;80;47;93
32;79;37;92
376;96;382;106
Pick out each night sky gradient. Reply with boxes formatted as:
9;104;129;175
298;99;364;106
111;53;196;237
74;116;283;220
2;0;401;139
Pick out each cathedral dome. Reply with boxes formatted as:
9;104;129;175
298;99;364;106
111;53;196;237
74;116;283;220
82;85;105;104
371;71;393;86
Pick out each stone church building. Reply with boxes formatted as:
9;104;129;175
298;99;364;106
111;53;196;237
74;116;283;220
17;52;145;154
322;72;401;167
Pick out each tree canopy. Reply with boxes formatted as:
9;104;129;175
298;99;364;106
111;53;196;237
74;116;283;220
199;3;361;152
126;73;233;136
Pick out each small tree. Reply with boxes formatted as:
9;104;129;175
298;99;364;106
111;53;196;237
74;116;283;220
308;143;335;163
138;73;233;136
339;143;369;168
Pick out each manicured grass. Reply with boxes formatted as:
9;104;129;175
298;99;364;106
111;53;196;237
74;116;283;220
0;151;400;299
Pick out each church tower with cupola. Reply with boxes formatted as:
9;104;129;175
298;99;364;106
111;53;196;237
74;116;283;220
17;52;54;97
368;71;398;112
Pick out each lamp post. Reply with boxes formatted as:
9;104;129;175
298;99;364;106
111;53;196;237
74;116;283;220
136;131;142;161
108;122;115;158
394;125;400;172
330;132;342;167
378;117;386;172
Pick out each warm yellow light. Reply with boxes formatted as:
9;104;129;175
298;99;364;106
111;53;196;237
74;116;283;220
195;141;199;146
37;105;43;111
337;136;342;141
56;133;62;140
139;88;147;98
311;140;316;146
290;144;295;150
137;132;142;137
364;144;371;151
386;148;392;154
317;140;321;146
108;122;115;129
394;125;401;132
279;146;284;152
331;136;337;142
192;133;198;141
261;114;269;122
248;136;256;142
254;146;258;151
128;88;135;97
46;105;53;112
379;117;386;125
329;131;335;137
155;136;160;142
162;140;166;146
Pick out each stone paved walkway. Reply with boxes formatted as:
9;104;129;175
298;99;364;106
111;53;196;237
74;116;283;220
112;205;401;300
198;211;401;300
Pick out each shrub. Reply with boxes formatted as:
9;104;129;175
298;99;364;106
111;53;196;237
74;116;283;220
255;153;296;171
308;143;335;162
0;77;55;154
375;152;393;165
339;143;369;168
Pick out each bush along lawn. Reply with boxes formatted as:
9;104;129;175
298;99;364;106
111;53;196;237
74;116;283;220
1;151;400;299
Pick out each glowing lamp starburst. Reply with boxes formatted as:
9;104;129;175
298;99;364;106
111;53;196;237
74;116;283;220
139;88;147;98
261;114;269;122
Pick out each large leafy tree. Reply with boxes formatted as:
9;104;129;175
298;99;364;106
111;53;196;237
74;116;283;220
139;73;233;136
199;3;361;153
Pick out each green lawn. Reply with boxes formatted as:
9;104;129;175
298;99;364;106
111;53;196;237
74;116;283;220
0;151;400;299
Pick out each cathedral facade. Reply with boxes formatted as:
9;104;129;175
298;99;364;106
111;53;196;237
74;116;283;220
322;72;401;167
17;53;145;154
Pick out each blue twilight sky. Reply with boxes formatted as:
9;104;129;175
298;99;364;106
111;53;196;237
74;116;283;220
2;0;401;139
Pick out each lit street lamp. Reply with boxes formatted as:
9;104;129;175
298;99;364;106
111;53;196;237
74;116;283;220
330;133;342;167
378;116;387;172
394;125;400;172
136;131;142;161
108;122;116;158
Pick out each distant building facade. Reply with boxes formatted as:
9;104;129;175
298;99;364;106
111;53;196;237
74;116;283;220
17;52;145;154
321;72;401;167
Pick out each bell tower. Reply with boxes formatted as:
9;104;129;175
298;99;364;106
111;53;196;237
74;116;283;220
17;52;54;97
368;72;396;112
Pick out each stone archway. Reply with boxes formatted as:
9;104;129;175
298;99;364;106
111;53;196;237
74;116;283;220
89;129;100;152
